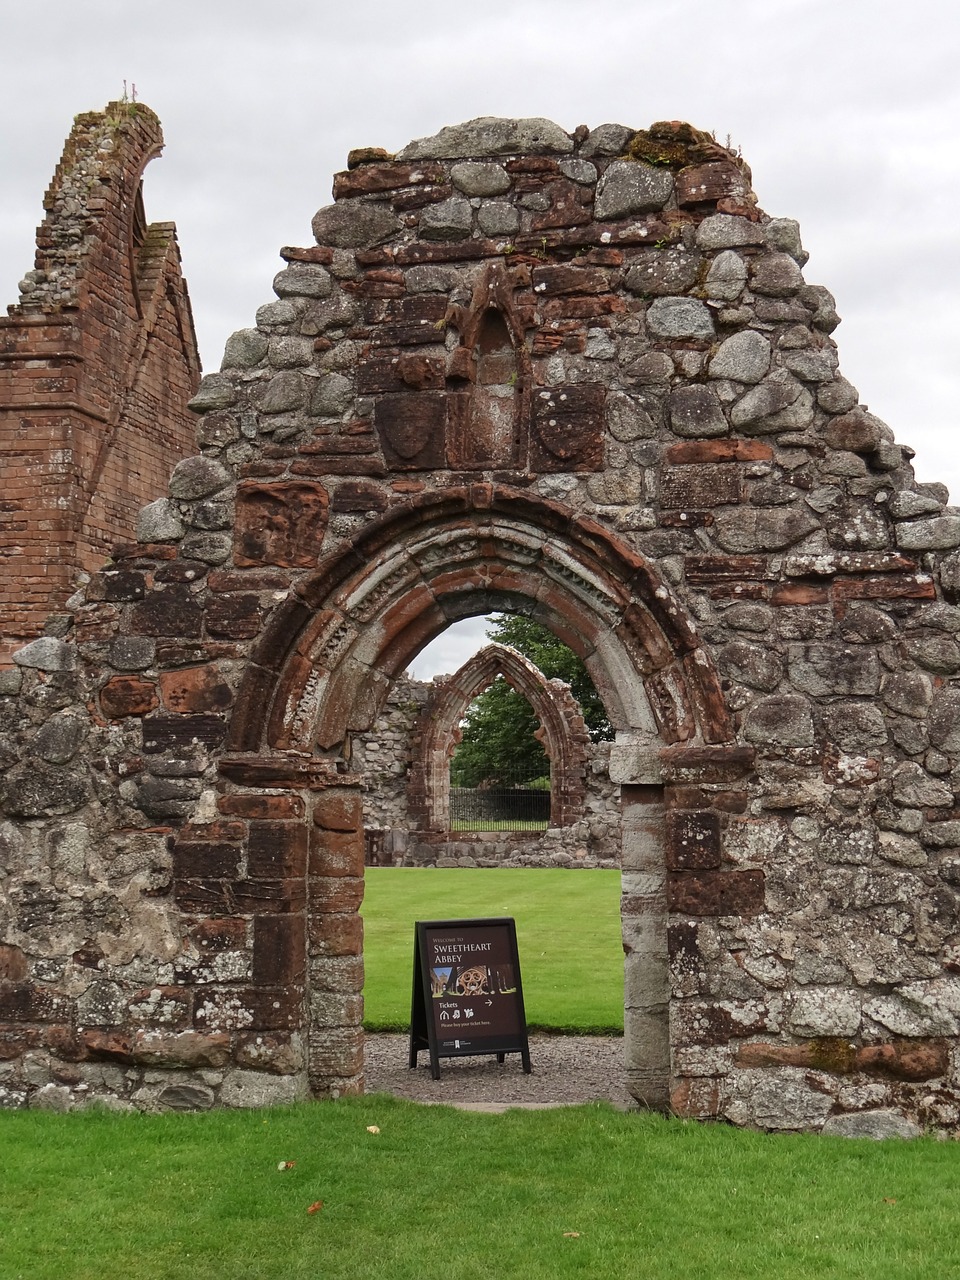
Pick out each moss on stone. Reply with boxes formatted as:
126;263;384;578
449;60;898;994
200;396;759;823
808;1037;857;1074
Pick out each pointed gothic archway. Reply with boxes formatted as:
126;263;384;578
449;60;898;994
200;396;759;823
222;484;734;1107
407;641;592;832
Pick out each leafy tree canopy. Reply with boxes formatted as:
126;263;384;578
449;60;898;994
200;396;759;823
449;615;613;789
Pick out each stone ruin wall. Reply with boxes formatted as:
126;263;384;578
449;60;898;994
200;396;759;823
353;674;621;868
1;112;960;1133
0;103;201;664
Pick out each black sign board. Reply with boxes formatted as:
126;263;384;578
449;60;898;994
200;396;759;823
409;918;532;1080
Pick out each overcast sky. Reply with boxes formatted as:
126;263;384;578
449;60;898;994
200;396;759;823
2;0;958;677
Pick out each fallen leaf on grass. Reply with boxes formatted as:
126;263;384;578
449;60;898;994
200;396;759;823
563;1232;581;1238
883;1198;897;1205
366;1125;381;1135
277;1161;296;1171
307;1201;324;1215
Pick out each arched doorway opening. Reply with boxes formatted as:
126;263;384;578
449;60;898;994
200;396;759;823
409;641;591;835
223;485;733;1108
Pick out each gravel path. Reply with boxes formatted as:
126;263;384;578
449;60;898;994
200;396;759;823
364;1033;635;1111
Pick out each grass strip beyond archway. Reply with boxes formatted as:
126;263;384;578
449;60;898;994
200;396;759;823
361;868;623;1034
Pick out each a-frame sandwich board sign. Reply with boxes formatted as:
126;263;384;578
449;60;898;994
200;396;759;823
409;917;532;1081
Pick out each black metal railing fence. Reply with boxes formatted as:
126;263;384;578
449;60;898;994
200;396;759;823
449;767;550;831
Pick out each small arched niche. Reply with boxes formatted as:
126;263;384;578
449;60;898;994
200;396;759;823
462;307;521;468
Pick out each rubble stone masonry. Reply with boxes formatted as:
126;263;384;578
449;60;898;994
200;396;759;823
1;112;960;1134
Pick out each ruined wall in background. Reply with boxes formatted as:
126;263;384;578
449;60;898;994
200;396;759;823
1;112;960;1134
0;103;200;664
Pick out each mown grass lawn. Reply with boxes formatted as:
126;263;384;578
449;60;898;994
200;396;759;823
3;1098;960;1280
361;867;623;1033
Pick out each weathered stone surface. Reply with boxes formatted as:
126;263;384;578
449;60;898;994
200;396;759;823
477;202;520;236
222;328;268;369
820;1110;921;1140
399;117;573;160
713;505;819;552
594;161;673;219
789;988;861;1037
695;214;765;250
32;712;86;764
890;762;953;808
219;1070;305;1108
718;641;783;691
667;385;728;438
187;374;237;413
730;373;813;432
704;249;748;301
13;637;76;672
624;249;700;296
897;517;960;552
419;198;474;241
450;162;511;196
169;456;232;501
273;264;332;299
708;331;771;383
1;764;89;817
929;687;960;752
764;218;808;265
580;123;633;156
157;1084;215;1111
311;203;402;249
750;252;804;296
136;498;184;542
727;1069;833;1131
646;297;714;340
743;694;814;747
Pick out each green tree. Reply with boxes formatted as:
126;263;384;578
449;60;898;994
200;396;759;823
486;614;612;741
449;615;613;788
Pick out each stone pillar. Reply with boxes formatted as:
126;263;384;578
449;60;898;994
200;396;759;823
620;782;670;1110
307;785;365;1097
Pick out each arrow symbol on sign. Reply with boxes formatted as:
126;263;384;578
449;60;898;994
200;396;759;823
486;999;493;1006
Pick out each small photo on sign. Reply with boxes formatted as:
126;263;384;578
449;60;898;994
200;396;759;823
495;965;516;994
430;966;453;997
453;964;490;996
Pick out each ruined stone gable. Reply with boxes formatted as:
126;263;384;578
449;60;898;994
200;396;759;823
0;103;201;664
1;113;960;1134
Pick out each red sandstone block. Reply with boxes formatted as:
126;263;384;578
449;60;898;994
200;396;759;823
313;789;363;832
667;869;765;916
665;811;722;870
99;674;160;719
684;555;771;583
173;839;243;879
333;162;445;199
253;915;307;984
0;945;27;981
309;827;364;877
307;912;363;958
217;794;305;820
309;876;364;914
670;440;778;465
187;917;248;951
247;822;308;878
159;664;234;714
770;582;830;605
833;574;936;601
